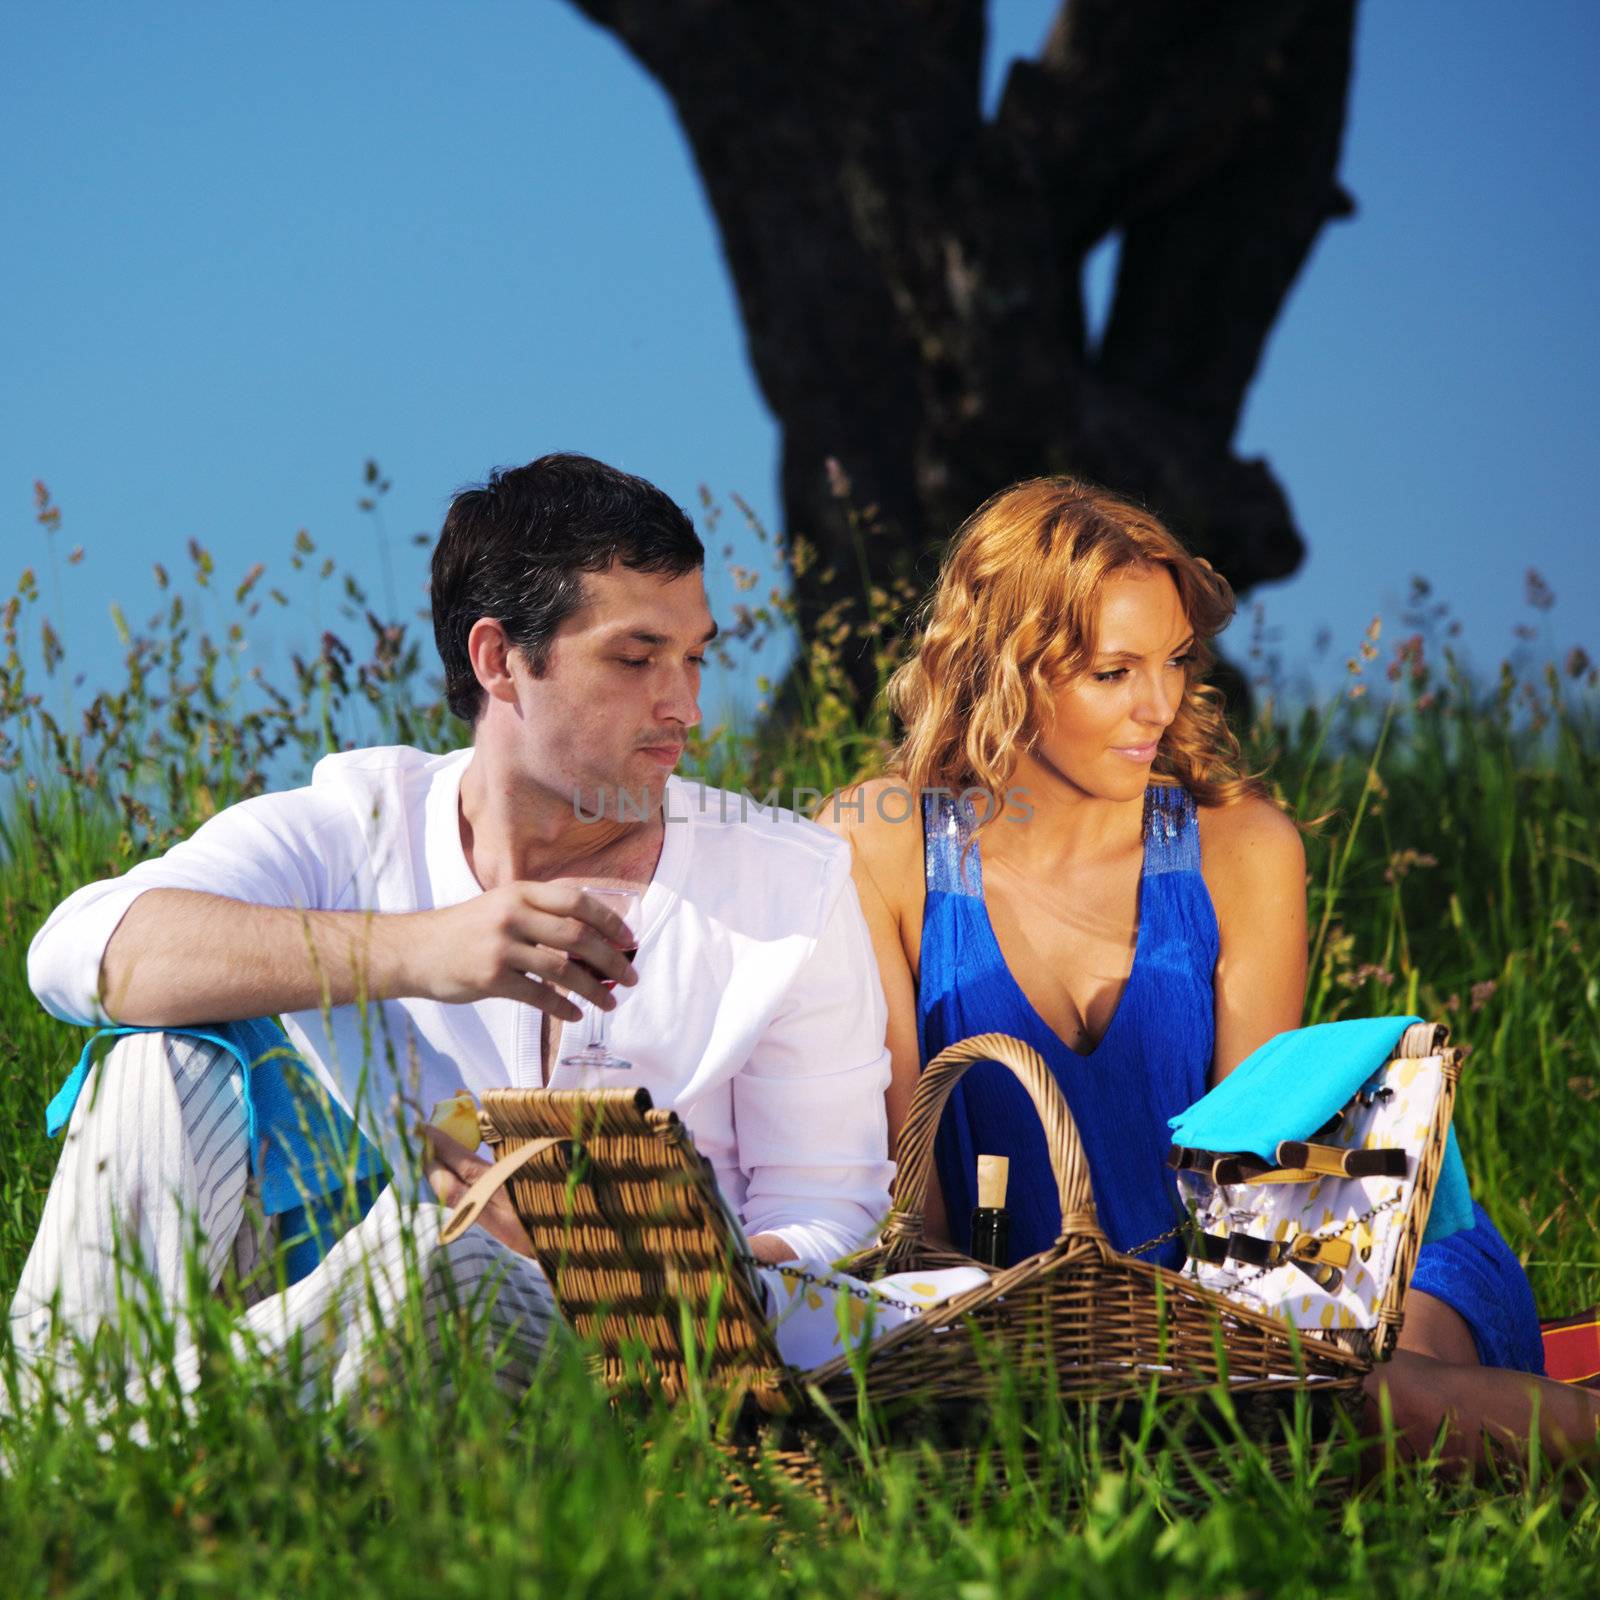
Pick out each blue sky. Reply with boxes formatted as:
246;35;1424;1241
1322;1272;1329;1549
3;0;1596;733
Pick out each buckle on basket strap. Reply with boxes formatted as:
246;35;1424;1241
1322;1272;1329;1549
1224;1231;1352;1294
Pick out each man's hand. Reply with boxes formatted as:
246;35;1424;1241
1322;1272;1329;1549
95;879;640;1028
746;1233;797;1265
421;1122;536;1258
408;880;639;1022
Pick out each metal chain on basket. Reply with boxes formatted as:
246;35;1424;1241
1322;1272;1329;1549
742;1214;1193;1319
744;1209;1199;1319
1122;1218;1193;1260
1319;1189;1405;1253
1186;1188;1406;1296
742;1188;1378;1309
735;1253;931;1317
739;1204;1326;1320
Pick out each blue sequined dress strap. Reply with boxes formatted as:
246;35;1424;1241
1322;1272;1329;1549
922;789;982;896
1141;783;1200;873
923;782;1200;884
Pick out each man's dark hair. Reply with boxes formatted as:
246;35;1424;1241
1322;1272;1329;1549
431;453;704;721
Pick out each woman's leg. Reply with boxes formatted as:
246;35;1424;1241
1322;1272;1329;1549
1363;1288;1600;1471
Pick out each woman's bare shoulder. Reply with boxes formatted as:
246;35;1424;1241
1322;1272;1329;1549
1197;794;1306;898
813;777;926;908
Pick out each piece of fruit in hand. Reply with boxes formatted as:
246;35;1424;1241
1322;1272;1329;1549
428;1089;481;1150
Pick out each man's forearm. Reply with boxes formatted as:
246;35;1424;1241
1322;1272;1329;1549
98;889;424;1026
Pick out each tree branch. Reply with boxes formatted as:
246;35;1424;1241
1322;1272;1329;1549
1096;0;1359;441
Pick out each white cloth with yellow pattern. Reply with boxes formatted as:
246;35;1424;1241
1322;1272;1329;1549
758;1263;990;1370
1176;1050;1452;1335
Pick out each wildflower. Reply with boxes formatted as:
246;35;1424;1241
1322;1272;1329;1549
1338;963;1395;991
1524;569;1556;611
1384;849;1438;883
33;480;62;532
1566;646;1591;679
1470;980;1497;1012
1387;633;1427;687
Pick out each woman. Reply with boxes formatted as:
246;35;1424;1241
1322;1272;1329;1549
820;476;1597;1465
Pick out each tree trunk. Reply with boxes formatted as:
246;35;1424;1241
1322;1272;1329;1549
572;0;1358;708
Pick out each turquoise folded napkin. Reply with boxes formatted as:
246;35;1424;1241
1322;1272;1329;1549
1166;1016;1473;1245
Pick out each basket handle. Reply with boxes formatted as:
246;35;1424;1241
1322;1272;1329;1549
881;1031;1106;1267
439;1136;560;1246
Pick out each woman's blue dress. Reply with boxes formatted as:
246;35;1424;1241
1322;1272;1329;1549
915;784;1544;1373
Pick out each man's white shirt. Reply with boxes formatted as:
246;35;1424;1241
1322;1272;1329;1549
28;746;895;1263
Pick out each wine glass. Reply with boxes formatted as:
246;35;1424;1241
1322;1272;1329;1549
1205;1181;1262;1294
560;887;643;1072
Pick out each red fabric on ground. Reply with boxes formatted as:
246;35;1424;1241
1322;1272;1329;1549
1541;1309;1600;1387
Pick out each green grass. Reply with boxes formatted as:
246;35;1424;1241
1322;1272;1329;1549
2;503;1598;1594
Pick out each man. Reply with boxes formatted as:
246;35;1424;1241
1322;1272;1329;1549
14;453;893;1405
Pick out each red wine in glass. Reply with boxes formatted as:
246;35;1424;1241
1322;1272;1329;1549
596;948;640;993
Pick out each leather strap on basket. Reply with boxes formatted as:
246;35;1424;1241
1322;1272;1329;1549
882;1032;1106;1268
439;1137;560;1245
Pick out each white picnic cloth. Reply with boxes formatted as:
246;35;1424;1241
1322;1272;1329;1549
758;1262;990;1370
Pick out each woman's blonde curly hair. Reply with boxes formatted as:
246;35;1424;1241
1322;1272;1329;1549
886;476;1270;814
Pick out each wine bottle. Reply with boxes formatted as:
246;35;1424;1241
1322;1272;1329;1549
969;1153;1011;1268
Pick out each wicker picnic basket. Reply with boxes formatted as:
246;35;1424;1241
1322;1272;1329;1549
445;1031;1393;1496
